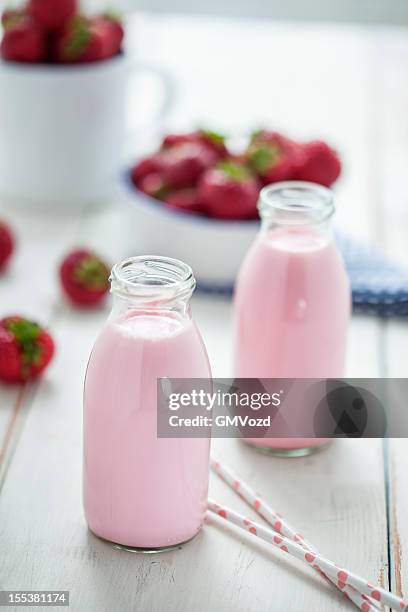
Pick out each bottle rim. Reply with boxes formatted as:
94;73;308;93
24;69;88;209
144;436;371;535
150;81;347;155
110;255;196;301
258;181;335;225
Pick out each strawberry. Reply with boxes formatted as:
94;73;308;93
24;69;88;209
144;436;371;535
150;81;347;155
93;12;124;58
164;188;204;215
162;142;217;189
246;131;305;185
0;222;14;271
162;130;228;160
198;161;260;220
1;14;47;63
131;155;165;189
60;249;110;307
27;0;76;31
53;13;124;64
52;15;105;64
295;141;341;187
137;173;170;200
0;316;54;383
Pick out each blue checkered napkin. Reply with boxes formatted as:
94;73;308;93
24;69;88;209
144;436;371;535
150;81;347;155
336;233;408;317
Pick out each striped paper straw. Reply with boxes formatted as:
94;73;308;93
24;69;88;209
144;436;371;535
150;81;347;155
208;498;406;612
210;456;381;611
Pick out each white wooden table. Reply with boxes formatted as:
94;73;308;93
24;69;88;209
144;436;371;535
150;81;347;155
1;14;408;612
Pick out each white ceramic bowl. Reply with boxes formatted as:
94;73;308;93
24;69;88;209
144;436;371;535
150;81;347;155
122;171;259;291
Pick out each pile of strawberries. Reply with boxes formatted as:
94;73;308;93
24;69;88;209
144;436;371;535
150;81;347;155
131;130;342;220
0;0;124;64
0;221;111;384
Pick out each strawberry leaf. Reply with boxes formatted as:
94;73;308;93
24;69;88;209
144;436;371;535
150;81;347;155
6;319;42;368
63;16;91;60
249;145;280;174
217;161;252;182
74;256;109;290
200;129;226;146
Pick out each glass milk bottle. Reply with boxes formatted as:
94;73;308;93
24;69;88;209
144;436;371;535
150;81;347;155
234;182;350;456
83;256;211;550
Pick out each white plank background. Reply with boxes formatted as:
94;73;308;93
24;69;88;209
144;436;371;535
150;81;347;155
0;14;407;611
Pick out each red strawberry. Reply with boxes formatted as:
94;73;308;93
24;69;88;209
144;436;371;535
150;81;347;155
137;173;170;200
162;142;217;189
0;316;54;383
1;14;46;63
198;161;260;220
60;249;110;307
131;155;165;188
93;13;124;58
246;131;305;185
0;222;14;271
27;0;76;31
295;141;341;187
164;188;204;215
52;16;105;64
162;130;228;160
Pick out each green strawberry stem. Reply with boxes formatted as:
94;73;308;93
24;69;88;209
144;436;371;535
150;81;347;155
200;129;226;146
63;16;91;60
74;256;109;290
217;160;252;182
249;144;281;174
6;319;42;366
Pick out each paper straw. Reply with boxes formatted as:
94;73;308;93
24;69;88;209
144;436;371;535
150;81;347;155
208;498;406;612
210;456;381;611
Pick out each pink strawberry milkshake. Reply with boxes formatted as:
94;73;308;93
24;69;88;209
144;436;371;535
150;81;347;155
234;182;350;455
83;257;211;549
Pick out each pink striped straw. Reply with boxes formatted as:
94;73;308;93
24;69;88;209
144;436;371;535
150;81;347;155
210;457;402;611
210;456;379;611
207;499;405;612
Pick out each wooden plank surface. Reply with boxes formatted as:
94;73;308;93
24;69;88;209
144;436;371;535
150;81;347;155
0;206;88;484
376;31;408;605
0;15;407;611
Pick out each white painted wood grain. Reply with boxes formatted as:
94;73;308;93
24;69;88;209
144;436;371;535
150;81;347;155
373;31;408;603
0;202;90;478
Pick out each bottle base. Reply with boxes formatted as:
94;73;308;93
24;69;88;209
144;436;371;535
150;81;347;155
243;439;332;458
88;527;199;554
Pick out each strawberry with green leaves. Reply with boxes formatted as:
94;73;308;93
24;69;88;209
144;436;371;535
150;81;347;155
162;142;218;189
245;130;305;185
53;15;102;63
132;139;219;196
53;13;124;64
60;249;110;307
199;161;260;220
162;130;228;161
0;316;55;383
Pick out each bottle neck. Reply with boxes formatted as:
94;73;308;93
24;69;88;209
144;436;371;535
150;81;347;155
258;181;335;236
260;215;333;237
109;256;196;318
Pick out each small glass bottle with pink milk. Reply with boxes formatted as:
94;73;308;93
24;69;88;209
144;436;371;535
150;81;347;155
83;256;211;550
234;181;351;456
